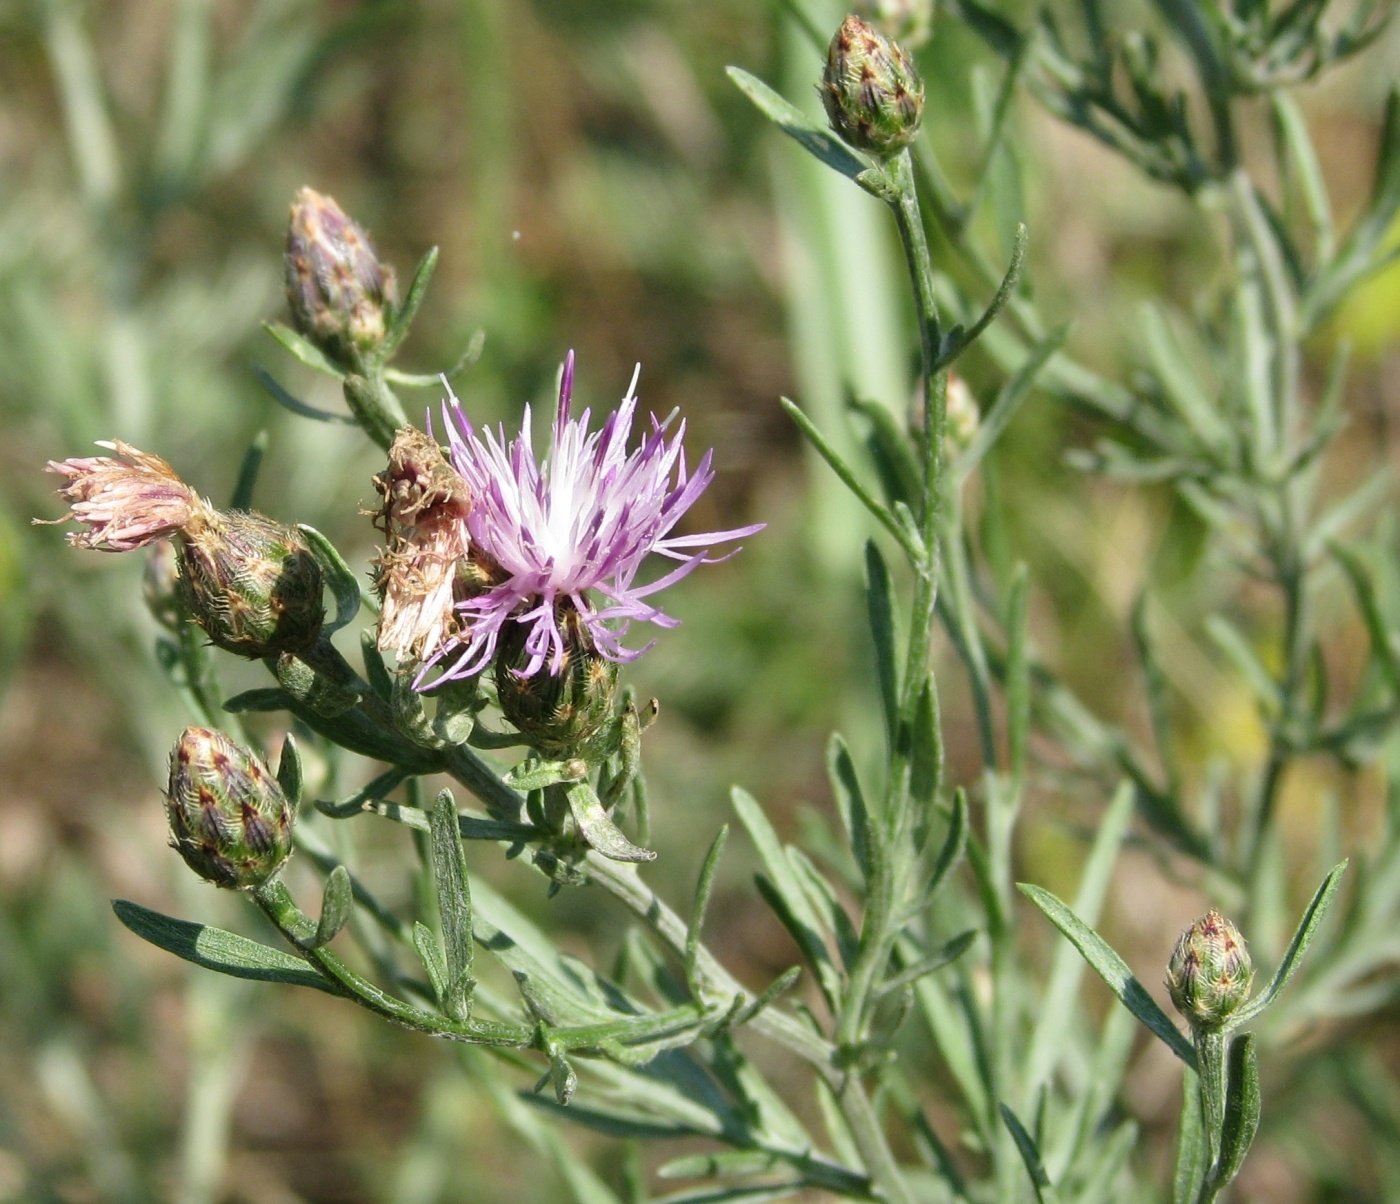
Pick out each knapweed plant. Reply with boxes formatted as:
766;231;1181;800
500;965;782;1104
38;4;1400;1201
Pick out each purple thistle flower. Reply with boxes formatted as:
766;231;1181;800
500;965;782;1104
428;352;762;683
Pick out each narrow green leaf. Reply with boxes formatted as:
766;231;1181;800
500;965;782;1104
1212;1033;1260;1188
252;363;356;424
1172;1069;1206;1204
112;900;340;994
1332;543;1400;696
1139;302;1231;454
908;678;943;847
652;1184;800;1204
781;398;924;563
865;541;900;746
430;789;475;1020
926;788;968;897
1271;93;1333;259
733;787;842;1010
567;781;656;863
413;919;448;1006
1233;861;1347;1025
385;328;487;387
229;430;268;511
827;734;872;883
360;629;393;700
849;395;920;510
877;930;977;998
1018;883;1197;1067
1204;616;1282;713
726;66;867;183
687;827;728;993
315;767;409;820
999;1103;1060;1204
275;733;302;806
383;246;439;357
1132;596;1180;795
223;687;293;714
298;524;361;634
310;865;353;948
263;320;345;379
938;224;1028;367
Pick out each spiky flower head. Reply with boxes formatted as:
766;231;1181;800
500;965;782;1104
41;441;199;552
285;187;397;368
821;15;925;157
178;510;325;659
372;427;475;664
165;727;294;889
854;0;934;49
495;601;619;758
1166;909;1255;1030
428;352;762;684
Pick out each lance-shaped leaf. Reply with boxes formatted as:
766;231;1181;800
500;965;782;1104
567;780;655;863
999;1103;1060;1204
309;864;353;949
1018;883;1197;1068
1232;861;1347;1026
430;789;476;1020
865;542;900;747
726;66;867;183
1172;1067;1206;1204
113;900;342;994
298;523;361;634
1211;1033;1261;1189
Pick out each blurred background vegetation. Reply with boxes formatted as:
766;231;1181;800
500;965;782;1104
1;0;1396;1200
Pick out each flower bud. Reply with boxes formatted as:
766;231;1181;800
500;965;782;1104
178;510;324;659
372;427;472;663
165;727;294;889
41;441;198;552
1166;910;1254;1030
495;603;618;759
854;0;934;50
944;371;979;455
821;15;925;158
284;188;397;368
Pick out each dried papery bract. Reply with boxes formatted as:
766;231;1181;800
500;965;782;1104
178;510;325;659
1167;909;1255;1031
165;727;294;890
42;441;199;552
821;15;925;158
285;187;397;369
372;427;474;664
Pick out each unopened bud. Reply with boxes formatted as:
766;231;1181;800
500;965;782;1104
285;188;397;368
853;0;934;50
41;441;198;552
178;511;324;659
821;15;925;158
496;604;618;759
945;372;979;454
372;428;472;663
1166;910;1254;1030
165;727;294;889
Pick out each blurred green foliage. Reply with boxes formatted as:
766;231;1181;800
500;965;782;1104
1;0;1397;1200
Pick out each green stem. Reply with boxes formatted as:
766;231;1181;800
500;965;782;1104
1195;1027;1228;1175
343;366;409;451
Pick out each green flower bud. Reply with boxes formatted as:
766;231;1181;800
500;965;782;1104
495;604;618;760
285;188;397;368
944;371;979;455
854;0;934;50
178;510;324;659
165;727;294;889
1166;910;1254;1030
821;15;925;158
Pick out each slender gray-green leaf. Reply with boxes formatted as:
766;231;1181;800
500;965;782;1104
263;320;345;378
687;827;728;993
1213;1033;1261;1188
925;788;968;896
1332;543;1400;696
733;787;842;1010
999;1103;1060;1204
652;1184;800;1204
1005;565;1030;783
957;325;1067;479
876;930;977;998
383;245;439;356
299;524;361;634
112;900;340;994
413;920;448;1007
430;789;475;1020
229;430;268;511
310;865;353;949
726;66;866;183
865;541;900;746
223;686;293;714
1172;1068;1206;1204
1233;861;1347;1025
1018;883;1197;1067
827;733;871;883
252;363;356;423
1204;616;1282;712
1025;781;1135;1093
